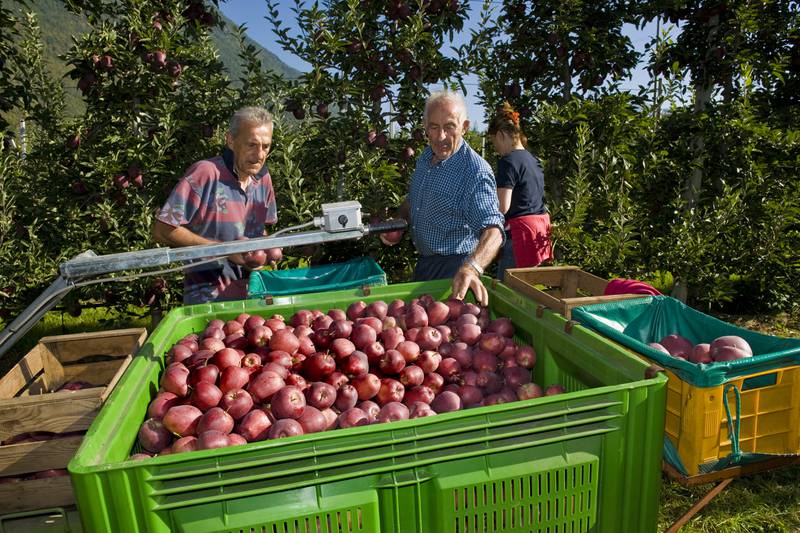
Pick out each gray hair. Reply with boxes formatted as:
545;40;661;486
229;106;273;137
424;90;468;124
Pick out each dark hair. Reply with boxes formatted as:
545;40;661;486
487;102;527;148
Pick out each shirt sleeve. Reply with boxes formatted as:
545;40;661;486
495;157;517;189
262;172;278;225
462;167;507;238
156;176;201;228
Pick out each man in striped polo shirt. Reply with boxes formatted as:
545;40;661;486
153;107;277;305
382;91;505;306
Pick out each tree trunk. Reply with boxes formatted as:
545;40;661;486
671;15;720;302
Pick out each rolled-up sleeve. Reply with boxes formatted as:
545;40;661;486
462;168;506;242
156;177;200;228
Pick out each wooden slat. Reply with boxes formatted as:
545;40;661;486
563;294;649;307
99;354;133;402
62;358;129;384
575;270;610;295
0;435;84;476
0;475;74;513
663;456;800;487
562;269;579;298
560;294;649;319
40;329;147;363
504;275;567;315
0;348;46;399
508;269;569;287
35;351;65;393
0;393;101;440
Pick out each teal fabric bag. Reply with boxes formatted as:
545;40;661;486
572;296;800;387
248;257;386;298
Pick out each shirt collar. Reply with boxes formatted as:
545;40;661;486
424;139;466;167
221;147;268;183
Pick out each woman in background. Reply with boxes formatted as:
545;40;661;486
487;103;553;281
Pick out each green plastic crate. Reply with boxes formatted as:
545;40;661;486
68;279;667;533
248;257;386;298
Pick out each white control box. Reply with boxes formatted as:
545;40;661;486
317;201;363;232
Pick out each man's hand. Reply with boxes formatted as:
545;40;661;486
228;252;249;266
452;264;488;306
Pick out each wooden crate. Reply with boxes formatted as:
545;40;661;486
0;328;146;513
503;266;647;319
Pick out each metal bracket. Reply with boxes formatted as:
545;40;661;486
0;214;407;360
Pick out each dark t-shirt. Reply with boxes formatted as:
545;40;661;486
496;149;546;220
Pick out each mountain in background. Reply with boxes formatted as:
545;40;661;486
7;0;302;117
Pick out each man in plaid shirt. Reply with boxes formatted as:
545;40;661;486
382;91;505;305
153;107;277;304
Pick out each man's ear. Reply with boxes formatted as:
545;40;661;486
225;131;235;150
462;120;470;134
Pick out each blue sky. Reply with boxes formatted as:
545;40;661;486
219;0;660;130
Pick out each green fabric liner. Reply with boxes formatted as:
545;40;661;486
248;257;387;298
571;296;800;387
663;437;789;476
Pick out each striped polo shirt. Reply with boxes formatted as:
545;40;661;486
156;148;277;304
408;140;505;257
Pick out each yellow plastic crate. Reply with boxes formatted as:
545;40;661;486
663;365;800;475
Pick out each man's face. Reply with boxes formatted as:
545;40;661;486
425;100;469;162
226;120;273;179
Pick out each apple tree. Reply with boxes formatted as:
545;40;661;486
262;0;471;279
7;0;237;318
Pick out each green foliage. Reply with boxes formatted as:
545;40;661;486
259;0;474;280
0;0;798;323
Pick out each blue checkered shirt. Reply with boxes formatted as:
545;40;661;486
408;140;505;256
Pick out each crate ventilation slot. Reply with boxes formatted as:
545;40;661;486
230;507;366;533
450;463;597;533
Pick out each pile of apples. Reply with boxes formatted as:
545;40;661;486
134;295;566;459
649;334;754;364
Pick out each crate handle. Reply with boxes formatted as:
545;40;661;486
723;384;743;458
0;507;70;533
644;364;665;379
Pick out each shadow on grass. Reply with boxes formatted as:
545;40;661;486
658;466;800;532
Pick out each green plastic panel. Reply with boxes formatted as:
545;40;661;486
68;278;666;533
571;296;800;386
248;257;386;298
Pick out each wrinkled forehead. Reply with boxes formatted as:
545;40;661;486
233;120;273;141
425;100;463;126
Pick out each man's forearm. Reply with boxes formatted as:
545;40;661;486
153;221;216;248
467;226;504;271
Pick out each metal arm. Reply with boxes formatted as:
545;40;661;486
0;206;406;360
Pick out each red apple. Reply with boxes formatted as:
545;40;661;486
138;418;172;453
163;405;203;437
219;388;254;420
196;407;234;434
236;409;273;442
268;419;303;439
271;386;306;419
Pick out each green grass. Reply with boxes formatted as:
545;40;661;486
0;305;150;377
658;467;800;531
